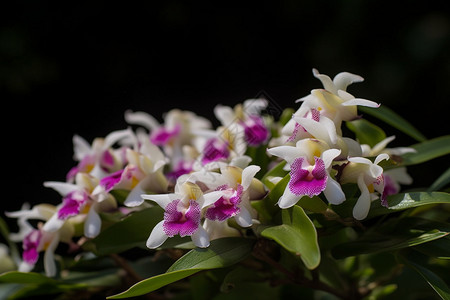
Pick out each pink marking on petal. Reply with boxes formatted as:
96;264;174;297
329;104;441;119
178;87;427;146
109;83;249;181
66;166;79;182
206;184;243;221
23;230;41;264
101;150;115;166
163;199;200;237
58;190;88;219
288;157;327;197
381;174;397;207
202;138;230;164
242;116;269;146
310;108;321;122
150;124;181;145
100;169;124;192
167;161;193;181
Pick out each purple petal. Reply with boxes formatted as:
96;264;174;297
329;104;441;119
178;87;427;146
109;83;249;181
242;116;269;146
201;138;230;164
163;199;200;237
99;169;124;192
150;124;181;145
206;185;244;221
288;157;327;197
167;160;193;181
101;150;115;167
23;230;41;264
58;191;88;219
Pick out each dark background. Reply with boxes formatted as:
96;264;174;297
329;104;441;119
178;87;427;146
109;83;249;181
1;1;449;225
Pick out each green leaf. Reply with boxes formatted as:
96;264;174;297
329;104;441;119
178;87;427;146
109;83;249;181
414;237;450;260
346;118;386;147
0;271;57;285
400;255;450;300
428;167;450;192
279;108;295;126
359;105;426;142
107;237;255;299
401;135;450;166
83;206;164;255
332;229;448;259
368;192;450;218
261;206;320;269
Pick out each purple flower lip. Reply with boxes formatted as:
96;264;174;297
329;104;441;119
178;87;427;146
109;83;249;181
288;157;327;198
201;138;230;165
206;184;243;221
57;190;88;220
99;169;124;192
150;124;181;145
163;199;201;237
23;230;42;264
242;116;269;146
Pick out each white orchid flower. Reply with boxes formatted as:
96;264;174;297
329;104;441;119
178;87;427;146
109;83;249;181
340;153;390;220
267;138;345;208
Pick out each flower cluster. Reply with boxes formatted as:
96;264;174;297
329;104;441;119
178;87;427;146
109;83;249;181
6;69;414;277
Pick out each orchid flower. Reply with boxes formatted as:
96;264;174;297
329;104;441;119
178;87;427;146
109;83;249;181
267;138;345;208
6;204;75;277
214;99;270;146
125;109;211;164
192;125;247;170
339;153;390;220
361;135;417;157
43;172;117;238
67;128;133;181
96;136;168;208
291;69;379;134
141;180;225;248
189;165;265;228
383;167;413;197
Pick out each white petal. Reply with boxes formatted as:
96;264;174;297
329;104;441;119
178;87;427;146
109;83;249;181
341;98;380;108
202;191;226;208
333;72;364;91
234;207;253;227
385;167;413;185
103;128;134;149
241;165;261;190
84;207;102;238
141;193;178;208
229;155;252;169
43;233;59;277
146;221;168;249
322;149;341;169
374;153;390;165
323;177;346;205
43;181;79;196
353;175;371;220
191;227;210;248
348;156;372;165
313;68;337;94
42;214;65;233
124;182;147;207
293;117;335;145
343;137;363;157
278;187;301;209
124;110;160;130
214;105;235;126
371;136;396;154
267;146;302;164
243;98;268;115
72;134;91;161
19;261;34;273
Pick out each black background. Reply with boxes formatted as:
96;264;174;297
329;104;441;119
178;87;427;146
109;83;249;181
1;1;450;227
